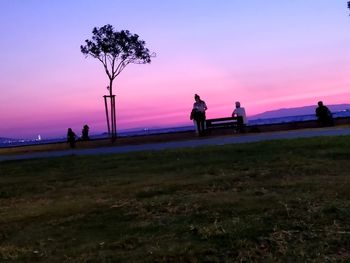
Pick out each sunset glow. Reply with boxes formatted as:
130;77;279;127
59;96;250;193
1;1;350;138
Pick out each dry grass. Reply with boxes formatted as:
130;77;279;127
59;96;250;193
0;136;350;262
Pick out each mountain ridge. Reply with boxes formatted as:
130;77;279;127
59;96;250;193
250;104;350;119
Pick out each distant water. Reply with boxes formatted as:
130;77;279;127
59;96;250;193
1;110;350;148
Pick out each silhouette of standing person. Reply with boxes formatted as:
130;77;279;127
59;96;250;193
232;101;247;133
316;101;333;127
82;124;90;141
67;128;77;148
192;94;208;135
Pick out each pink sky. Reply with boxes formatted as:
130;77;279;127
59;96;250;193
1;1;350;139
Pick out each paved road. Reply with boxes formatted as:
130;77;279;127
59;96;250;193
1;127;350;162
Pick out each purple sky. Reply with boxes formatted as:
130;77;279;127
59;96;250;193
1;1;350;139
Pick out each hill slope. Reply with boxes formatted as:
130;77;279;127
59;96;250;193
250;104;350;119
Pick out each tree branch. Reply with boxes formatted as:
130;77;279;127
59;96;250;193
111;57;116;79
97;56;112;80
114;59;128;77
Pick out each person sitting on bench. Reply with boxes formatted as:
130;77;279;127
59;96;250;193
232;101;247;133
315;101;333;127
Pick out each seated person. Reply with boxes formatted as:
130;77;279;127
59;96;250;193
67;128;77;148
315;101;333;127
232;101;247;132
82;124;90;141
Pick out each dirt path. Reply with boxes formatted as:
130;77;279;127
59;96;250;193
1;127;350;162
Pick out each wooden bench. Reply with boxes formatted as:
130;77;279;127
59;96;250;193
206;116;243;130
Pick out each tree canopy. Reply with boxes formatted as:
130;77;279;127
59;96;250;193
81;24;154;92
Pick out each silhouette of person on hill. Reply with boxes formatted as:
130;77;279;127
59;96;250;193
232;101;247;133
191;94;207;135
316;101;333;127
67;128;77;148
82;124;90;141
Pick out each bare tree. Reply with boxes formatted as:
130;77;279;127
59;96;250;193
81;24;154;138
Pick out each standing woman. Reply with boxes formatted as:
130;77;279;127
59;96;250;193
192;94;208;135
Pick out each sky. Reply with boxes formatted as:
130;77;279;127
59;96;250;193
1;0;350;139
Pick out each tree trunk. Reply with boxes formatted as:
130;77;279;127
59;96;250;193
109;79;117;140
104;95;111;135
112;95;117;137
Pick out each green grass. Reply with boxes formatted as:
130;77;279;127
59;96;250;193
0;136;350;262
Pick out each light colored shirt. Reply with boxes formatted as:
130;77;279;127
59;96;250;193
193;101;207;113
233;107;247;124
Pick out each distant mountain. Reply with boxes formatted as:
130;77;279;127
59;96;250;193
250;104;350;119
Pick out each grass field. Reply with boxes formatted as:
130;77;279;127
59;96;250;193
0;136;350;262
